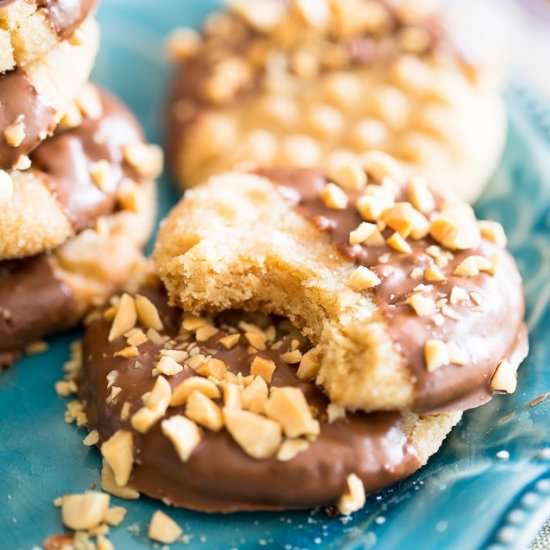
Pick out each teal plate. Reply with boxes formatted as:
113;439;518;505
1;1;550;549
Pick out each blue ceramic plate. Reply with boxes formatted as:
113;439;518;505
1;2;550;549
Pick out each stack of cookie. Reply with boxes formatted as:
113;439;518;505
67;0;528;522
0;0;162;366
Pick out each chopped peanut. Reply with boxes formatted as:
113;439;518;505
424;263;446;282
338;474;366;515
241;375;269;414
348;266;381;291
108;294;137;342
161;415;202;462
407;176;435;213
101;461;139;500
424;340;449;372
407;293;436;317
196;358;227;379
186;390;224;431
320;182;348;209
277;438;310;461
4;119;25;147
148;510;182;544
224;408;282;459
61;492;110;530
100;430;134;487
219;334;241;349
281;349;303;364
479;220;507;248
453;255;492;277
490;360;517;394
349;222;377;245
264;387;319;438
250;356;277;383
387;232;412;254
171;376;220;406
135;295;163;331
296;349;320;381
153;356;183;377
131;376;172;433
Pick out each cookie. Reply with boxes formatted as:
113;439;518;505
0;176;156;367
77;280;461;513
0;0;97;74
166;0;505;202
0;85;162;260
0;16;98;171
154;157;528;414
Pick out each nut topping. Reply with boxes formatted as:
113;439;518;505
171;376;220;406
241;375;269;414
135;295;163;331
320;182;349;210
490;360;517;394
161;415;202;462
108;294;137;342
264;387;320;438
338;474;366;515
148;510;183;544
224;408;282;459
424;339;449;372
250;356;277;383
348;266;381;291
186;390;224;431
100;430;134;487
61;492;110;531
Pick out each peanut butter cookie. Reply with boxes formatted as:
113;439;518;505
0;16;99;171
167;0;505;202
0;0;97;74
0;85;162;260
76;279;461;513
154;155;528;413
0;177;156;367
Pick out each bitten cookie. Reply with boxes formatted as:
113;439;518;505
76;280;460;513
0;85;162;260
0;176;156;367
0;0;97;73
154;156;528;414
0;16;99;170
166;0;505;202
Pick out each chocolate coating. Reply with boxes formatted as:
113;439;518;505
0;254;74;367
38;0;97;39
257;168;528;413
0;69;56;170
80;286;420;512
31;88;144;232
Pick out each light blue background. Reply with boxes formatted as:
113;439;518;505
1;2;550;549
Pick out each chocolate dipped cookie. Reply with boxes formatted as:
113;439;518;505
0;15;98;171
0;85;162;260
166;0;505;202
76;278;460;514
154;154;528;414
0;87;161;366
0;0;97;74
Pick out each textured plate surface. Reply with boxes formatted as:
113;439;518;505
1;1;550;549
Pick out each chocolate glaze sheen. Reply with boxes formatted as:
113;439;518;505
257;168;528;413
39;0;97;39
0;255;74;367
80;286;420;512
0;69;56;170
31;88;144;232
